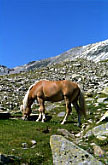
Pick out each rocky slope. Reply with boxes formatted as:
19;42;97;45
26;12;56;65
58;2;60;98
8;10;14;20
0;39;108;164
0;58;108;111
0;57;108;111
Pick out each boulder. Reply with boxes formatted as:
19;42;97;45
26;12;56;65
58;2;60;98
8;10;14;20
84;122;108;138
0;154;20;164
50;135;103;165
0;111;10;119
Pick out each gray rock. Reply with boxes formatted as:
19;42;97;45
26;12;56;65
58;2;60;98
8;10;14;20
46;104;57;111
57;112;65;117
50;135;103;165
84;122;108;138
31;140;37;145
86;89;94;97
30;140;37;148
84;130;93;138
0;154;20;164
0;154;10;164
101;87;108;95
97;98;106;103
90;144;105;157
57;129;75;139
21;142;28;149
92;123;108;136
97;111;108;123
96;135;107;141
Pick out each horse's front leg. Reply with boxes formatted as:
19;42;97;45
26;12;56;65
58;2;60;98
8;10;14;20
36;97;46;123
61;96;72;125
42;112;46;123
36;112;42;122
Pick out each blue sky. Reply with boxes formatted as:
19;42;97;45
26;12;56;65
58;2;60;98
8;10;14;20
0;0;108;68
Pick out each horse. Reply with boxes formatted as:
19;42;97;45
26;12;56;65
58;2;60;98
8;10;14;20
20;80;86;126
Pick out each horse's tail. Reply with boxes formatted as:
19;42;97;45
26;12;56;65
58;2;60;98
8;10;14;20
78;89;86;118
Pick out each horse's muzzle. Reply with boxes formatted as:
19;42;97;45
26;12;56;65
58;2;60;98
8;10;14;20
22;115;28;121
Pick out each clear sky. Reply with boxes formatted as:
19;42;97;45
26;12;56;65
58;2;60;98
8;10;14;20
0;0;108;68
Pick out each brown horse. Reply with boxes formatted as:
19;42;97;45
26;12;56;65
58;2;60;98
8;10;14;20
21;80;86;125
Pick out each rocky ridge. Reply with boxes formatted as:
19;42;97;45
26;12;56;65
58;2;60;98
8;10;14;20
1;39;108;75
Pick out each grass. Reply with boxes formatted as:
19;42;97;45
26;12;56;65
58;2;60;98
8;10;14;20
0;99;108;164
0;106;81;165
0;119;52;164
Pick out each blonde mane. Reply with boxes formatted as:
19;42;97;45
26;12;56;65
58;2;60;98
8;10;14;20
23;81;38;110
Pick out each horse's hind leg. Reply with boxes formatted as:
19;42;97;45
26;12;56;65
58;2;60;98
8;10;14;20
61;96;72;125
73;101;81;127
36;97;46;122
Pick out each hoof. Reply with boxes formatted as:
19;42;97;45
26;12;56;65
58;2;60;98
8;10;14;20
77;123;82;127
22;117;28;121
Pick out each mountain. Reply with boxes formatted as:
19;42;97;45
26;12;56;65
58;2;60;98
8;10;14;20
0;39;108;165
0;65;10;75
0;39;108;75
50;39;108;63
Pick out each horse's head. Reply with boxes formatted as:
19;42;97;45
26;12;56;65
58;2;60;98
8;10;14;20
20;104;31;120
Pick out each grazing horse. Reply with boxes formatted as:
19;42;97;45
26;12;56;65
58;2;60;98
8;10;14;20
21;80;86;125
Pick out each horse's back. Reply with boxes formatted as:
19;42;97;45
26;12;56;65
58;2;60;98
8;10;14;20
42;80;80;99
42;80;63;100
60;80;79;95
31;80;62;99
31;80;79;100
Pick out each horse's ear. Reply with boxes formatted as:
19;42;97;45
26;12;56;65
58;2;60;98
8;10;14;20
20;105;23;112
